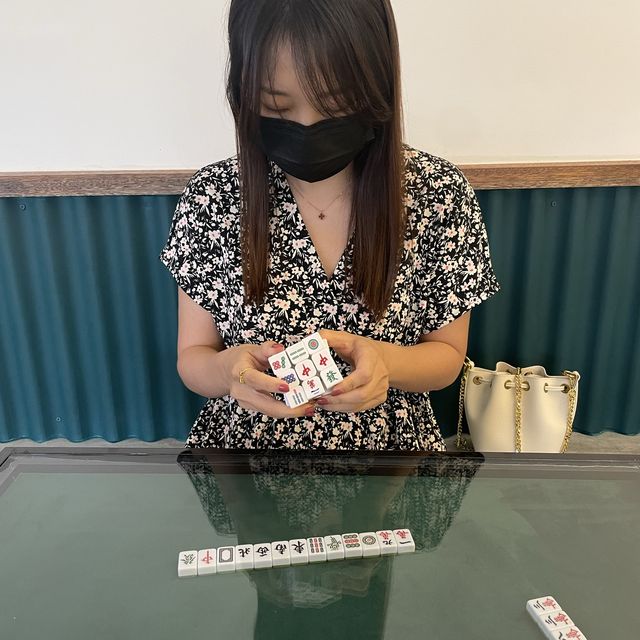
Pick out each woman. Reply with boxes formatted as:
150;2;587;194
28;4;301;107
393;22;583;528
160;0;500;451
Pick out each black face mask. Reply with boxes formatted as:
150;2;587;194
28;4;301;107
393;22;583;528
257;114;376;183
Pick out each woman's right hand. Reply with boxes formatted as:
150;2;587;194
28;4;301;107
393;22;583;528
223;341;316;419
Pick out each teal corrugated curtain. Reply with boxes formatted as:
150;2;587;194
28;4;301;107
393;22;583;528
0;186;639;442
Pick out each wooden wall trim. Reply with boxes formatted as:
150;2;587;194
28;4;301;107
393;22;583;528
0;161;638;197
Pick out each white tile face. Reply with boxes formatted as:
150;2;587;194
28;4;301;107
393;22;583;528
253;543;273;569
284;386;307;408
289;538;309;565
286;343;308;365
197;549;217;575
392;528;416;553
307;537;327;563
235;545;254;571
537;611;575;632
323;535;345;561
178;550;198;577
342;533;363;558
526;596;562;618
302;333;328;355
360;532;380;557
271;541;291;567
311;349;333;371
376;530;398;555
216;546;236;573
546;627;587;639
268;351;291;374
302;377;324;400
295;359;316;381
276;368;298;385
320;367;343;389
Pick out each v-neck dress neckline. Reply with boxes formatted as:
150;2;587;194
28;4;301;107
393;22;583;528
273;162;353;284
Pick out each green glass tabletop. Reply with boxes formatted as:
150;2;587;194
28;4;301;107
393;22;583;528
0;447;638;639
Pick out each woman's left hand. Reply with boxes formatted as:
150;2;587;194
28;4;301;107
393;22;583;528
316;329;390;412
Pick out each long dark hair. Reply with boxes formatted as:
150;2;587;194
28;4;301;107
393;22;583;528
226;0;405;320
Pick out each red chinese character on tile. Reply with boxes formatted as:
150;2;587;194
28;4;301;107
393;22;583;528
309;380;316;389
302;365;310;376
396;530;408;539
319;355;328;366
380;531;390;540
542;598;557;609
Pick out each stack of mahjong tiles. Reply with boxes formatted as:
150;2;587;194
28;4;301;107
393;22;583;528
178;529;415;577
526;596;588;639
268;332;344;408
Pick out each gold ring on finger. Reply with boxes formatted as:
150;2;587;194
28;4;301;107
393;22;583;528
239;367;252;384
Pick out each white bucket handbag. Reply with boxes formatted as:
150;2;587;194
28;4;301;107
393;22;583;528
456;358;581;453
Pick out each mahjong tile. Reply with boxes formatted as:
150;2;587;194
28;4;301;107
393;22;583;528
178;550;198;577
323;535;345;561
235;544;254;570
216;546;236;573
342;533;363;558
274;367;298;384
271;541;291;567
320;367;343;389
302;377;324;400
376;530;398;555
302;332;328;355
286;342;308;365
537;611;575;632
268;351;291;374
295;359;316;381
289;538;309;565
392;528;416;553
253;543;273;569
307;536;327;563
284;386;307;408
197;548;217;575
311;349;334;371
360;532;380;557
546;627;587;639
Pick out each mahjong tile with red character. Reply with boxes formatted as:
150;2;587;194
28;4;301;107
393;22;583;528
302;377;324;400
197;548;217;575
547;627;588;639
526;596;561;618
392;528;416;553
376;530;398;555
537;610;575;632
295;359;316;381
311;349;334;371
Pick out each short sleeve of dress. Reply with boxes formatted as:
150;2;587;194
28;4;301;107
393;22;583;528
419;164;501;334
159;170;227;320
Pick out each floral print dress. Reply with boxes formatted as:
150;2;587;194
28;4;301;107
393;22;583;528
159;143;500;451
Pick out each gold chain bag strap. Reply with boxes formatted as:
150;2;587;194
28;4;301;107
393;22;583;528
456;357;580;453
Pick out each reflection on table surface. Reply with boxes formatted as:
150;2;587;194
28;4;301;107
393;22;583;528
0;448;638;640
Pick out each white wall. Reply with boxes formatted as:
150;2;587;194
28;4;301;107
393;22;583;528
1;0;638;171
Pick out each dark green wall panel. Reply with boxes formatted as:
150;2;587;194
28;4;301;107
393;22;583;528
0;185;638;442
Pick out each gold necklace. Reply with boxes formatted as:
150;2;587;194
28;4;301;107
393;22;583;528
290;179;352;220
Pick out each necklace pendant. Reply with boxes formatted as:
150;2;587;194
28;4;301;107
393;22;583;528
318;211;326;220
